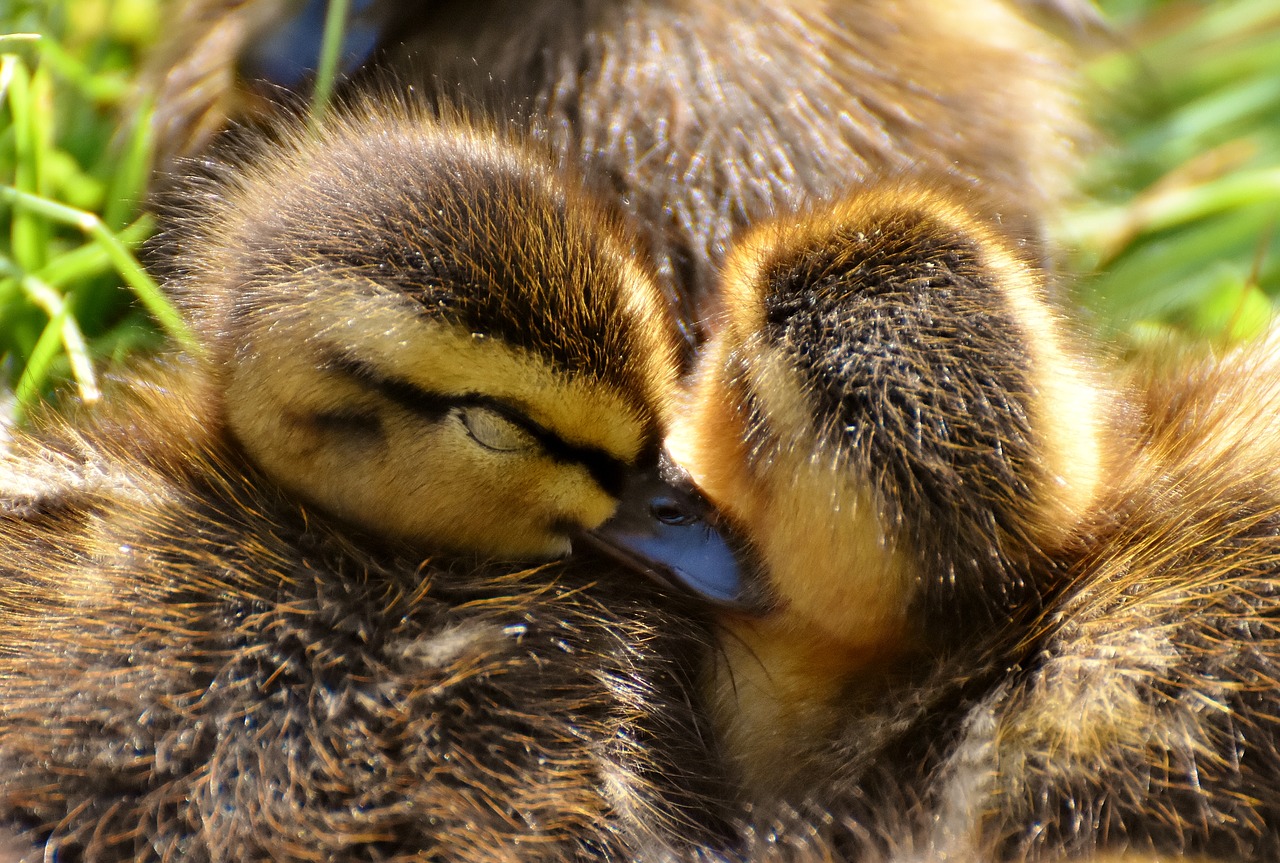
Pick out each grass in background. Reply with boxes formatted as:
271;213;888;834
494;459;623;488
0;0;174;422
1;0;1279;422
1061;0;1280;344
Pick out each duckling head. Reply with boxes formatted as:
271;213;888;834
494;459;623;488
669;183;1111;784
171;106;692;561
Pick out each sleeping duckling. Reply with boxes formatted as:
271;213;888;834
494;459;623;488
0;105;740;860
669;180;1111;794
168;103;685;559
741;331;1280;863
675;183;1280;860
142;0;1086;326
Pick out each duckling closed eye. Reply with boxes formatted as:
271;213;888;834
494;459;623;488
669;182;1111;790
167;103;747;590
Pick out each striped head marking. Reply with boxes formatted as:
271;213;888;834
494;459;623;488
185;108;684;557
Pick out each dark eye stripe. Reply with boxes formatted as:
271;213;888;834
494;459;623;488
325;352;632;496
306;409;384;439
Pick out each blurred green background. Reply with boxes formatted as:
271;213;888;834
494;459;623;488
1065;0;1280;346
1;0;1279;421
1;0;168;421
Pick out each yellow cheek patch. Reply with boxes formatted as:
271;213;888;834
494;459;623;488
361;426;617;557
228;367;621;558
671;333;916;652
754;452;915;648
681;344;917;794
666;338;760;524
224;291;639;557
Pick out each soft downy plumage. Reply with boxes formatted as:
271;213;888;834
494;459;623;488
679;184;1280;861
0;106;735;862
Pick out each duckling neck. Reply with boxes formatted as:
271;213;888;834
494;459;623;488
707;611;921;798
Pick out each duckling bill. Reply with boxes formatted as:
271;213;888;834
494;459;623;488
581;452;760;609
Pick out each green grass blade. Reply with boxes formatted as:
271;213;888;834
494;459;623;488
0;185;198;352
309;0;352;131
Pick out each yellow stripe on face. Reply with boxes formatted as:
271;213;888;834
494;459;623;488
221;278;670;556
289;284;659;466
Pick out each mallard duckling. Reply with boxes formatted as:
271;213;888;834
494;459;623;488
142;0;1086;326
163;100;751;598
0;105;742;860
669;180;1111;794
739;332;1280;862
674;184;1280;859
163;101;739;574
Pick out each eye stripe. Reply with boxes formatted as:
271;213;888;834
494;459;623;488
325;352;632;496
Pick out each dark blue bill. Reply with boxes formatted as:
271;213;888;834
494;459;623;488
579;456;759;611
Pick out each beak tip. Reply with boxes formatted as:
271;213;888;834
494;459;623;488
578;459;760;611
582;522;757;612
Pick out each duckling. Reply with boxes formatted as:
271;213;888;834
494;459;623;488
739;332;1280;862
674;183;1280;860
163;100;728;565
141;0;1087;328
669;179;1111;795
0;104;742;860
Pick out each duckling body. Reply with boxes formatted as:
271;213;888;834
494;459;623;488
0;107;735;860
0;369;728;862
744;332;1280;861
672;182;1280;859
144;0;1084;327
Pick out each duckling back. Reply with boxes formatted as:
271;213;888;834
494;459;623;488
970;334;1280;859
533;0;1083;318
143;0;1086;325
